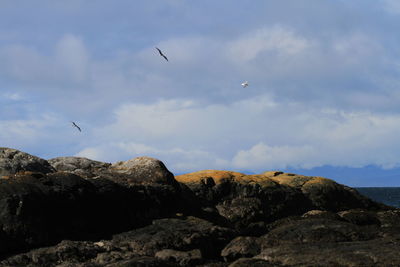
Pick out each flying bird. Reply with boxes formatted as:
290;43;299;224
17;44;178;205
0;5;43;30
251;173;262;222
241;81;249;88
71;121;81;132
155;47;168;61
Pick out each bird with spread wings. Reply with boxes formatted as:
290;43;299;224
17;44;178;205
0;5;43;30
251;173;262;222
155;47;168;61
71;121;81;132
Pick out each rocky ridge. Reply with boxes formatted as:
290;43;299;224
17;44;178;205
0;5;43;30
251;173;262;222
0;147;398;266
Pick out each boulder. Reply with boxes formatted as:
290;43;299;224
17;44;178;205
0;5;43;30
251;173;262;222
264;171;388;211
155;249;203;266
176;171;313;227
111;216;236;259
110;156;177;186
0;171;189;256
0;240;105;267
0;147;55;177
48;156;111;178
221;236;261;262
255;238;400;267
262;218;373;246
301;210;342;220
337;209;381;226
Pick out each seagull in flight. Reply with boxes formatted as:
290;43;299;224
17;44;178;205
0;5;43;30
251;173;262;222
71;121;81;132
241;81;249;88
155;47;168;62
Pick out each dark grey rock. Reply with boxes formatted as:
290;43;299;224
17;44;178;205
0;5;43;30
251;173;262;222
302;210;342;220
262;218;373;246
228;258;278;267
0;147;55;176
155;249;202;266
337;209;381;226
112;216;236;259
48;157;111;178
221;236;261;262
255;238;400;267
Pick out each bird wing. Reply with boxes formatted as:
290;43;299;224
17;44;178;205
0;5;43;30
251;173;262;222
72;122;81;132
156;47;168;61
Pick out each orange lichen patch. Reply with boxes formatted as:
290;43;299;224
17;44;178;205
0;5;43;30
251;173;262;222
262;171;284;177
234;174;278;187
303;177;334;185
175;170;245;184
175;170;279;187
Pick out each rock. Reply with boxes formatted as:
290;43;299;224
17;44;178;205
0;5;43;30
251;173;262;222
155;249;202;266
0;171;189;256
264;171;388;211
176;171;312;227
221;236;261;262
255;238;400;267
262;218;373;246
48;157;111;178
0;147;55;177
228;258;277;267
216;197;264;229
376;209;400;228
302;210;342;220
111;216;236;259
0;148;399;267
110;156;177;186
337;209;381;226
104;257;176;267
0;240;105;267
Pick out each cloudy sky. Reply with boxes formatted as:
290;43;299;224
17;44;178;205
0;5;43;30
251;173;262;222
1;0;400;186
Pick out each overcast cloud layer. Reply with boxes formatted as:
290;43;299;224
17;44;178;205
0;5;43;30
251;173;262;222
1;1;400;185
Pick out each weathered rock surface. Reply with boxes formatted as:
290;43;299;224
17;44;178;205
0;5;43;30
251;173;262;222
0;148;55;177
110;156;178;186
221;236;261;262
255;238;400;267
0;149;399;267
155;249;202;266
0;171;190;257
112;216;235;259
48;156;111;178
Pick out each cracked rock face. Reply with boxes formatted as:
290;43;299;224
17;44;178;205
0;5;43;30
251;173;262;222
0;148;55;177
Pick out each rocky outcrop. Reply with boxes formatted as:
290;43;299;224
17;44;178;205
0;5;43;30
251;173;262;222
175;170;386;231
0;172;190;256
0;148;399;266
48;156;111;178
110;156;178;186
0;148;55;177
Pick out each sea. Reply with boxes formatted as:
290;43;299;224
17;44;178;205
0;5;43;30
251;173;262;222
355;187;400;208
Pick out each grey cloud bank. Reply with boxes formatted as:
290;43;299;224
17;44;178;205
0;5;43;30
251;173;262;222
1;1;400;186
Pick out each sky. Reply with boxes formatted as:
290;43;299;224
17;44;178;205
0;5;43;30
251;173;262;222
1;0;400;186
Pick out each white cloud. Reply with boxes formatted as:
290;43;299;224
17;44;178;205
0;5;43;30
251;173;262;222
72;96;400;174
228;26;313;63
0;113;60;147
232;143;316;170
